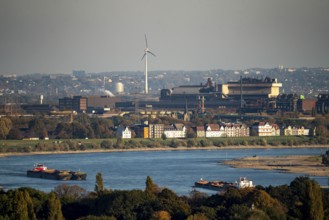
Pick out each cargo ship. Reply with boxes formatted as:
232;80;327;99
27;163;87;181
194;177;253;191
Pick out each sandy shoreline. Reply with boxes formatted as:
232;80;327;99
223;154;329;177
1;144;328;157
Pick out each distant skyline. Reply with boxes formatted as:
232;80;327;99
0;0;329;75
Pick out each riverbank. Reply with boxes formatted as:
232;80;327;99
223;154;329;177
1;144;328;157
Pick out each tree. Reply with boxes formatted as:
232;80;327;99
187;139;195;148
11;191;29;220
28;118;47;138
186;213;208;220
226;204;252;220
151;210;171;220
186;127;196;138
322;150;329;166
145;176;158;194
7;127;23;139
100;140;113;149
161;133;167;140
23;190;37;220
44;192;64;220
95;172;105;194
252;190;286;220
0;117;12;139
157;188;191;219
290;177;324;220
114;137;123;148
53;184;88;201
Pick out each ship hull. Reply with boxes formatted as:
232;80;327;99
27;170;86;181
194;182;236;191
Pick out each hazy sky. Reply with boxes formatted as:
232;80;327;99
1;0;329;75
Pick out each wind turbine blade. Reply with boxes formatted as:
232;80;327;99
145;34;148;48
141;52;146;61
148;51;156;57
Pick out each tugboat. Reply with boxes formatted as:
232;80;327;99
235;177;254;189
27;163;87;181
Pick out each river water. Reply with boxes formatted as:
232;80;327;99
0;147;328;195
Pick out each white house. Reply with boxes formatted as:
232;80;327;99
282;126;311;136
163;123;186;138
205;124;222;137
221;123;250;137
116;126;132;139
252;122;280;136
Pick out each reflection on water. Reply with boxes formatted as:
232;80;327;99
0;147;328;195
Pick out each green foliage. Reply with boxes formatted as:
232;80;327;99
260;138;267;146
53;184;88;201
0;176;327;220
23;190;37;220
77;215;116;220
186;139;194;148
226;204;252;220
169;139;178;148
199;139;210;147
151;210;171;220
145;176;158;194
114;137;123;148
186;213;209;220
248;209;270;220
289;176;324;220
12;191;29;220
322;150;329;166
0;117;12;139
45;192;64;220
100;140;113;149
95;173;105;194
161;133;167;140
157;188;191;219
252;190;286;220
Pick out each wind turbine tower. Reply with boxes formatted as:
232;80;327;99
141;35;156;95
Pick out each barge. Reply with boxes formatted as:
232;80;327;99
194;177;253;191
27;163;87;181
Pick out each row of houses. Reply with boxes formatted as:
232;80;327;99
117;122;313;139
196;123;250;138
117;123;187;139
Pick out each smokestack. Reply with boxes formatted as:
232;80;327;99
201;96;205;114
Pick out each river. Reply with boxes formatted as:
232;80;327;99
0;147;328;195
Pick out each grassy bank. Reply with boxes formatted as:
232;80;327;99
0;136;328;156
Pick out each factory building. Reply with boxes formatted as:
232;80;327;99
316;94;329;114
138;76;283;112
59;96;87;112
87;96;121;111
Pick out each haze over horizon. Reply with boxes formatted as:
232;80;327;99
1;0;329;75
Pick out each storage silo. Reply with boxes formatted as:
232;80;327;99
115;82;124;94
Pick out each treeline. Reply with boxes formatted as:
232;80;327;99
0;135;327;154
0;112;329;142
0;175;328;220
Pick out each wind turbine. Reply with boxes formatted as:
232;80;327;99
141;35;156;95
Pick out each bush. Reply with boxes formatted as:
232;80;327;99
169;139;178;148
260;138;267;146
322;150;329;166
187;139;195;148
100;140;113;149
